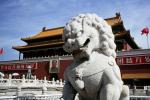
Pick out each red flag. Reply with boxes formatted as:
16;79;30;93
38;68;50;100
141;27;149;36
0;48;4;55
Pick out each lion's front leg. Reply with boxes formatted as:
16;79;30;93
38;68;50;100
99;68;122;100
119;85;129;100
100;84;115;100
100;83;122;100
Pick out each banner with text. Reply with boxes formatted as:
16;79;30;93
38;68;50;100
116;54;150;65
0;63;37;71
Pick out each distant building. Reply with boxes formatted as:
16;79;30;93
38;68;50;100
0;13;150;87
12;13;139;59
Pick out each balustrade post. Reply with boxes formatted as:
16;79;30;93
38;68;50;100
43;76;47;87
44;76;46;82
8;74;12;86
21;75;25;86
146;86;150;96
34;75;37;80
52;78;55;85
133;85;136;95
16;86;21;97
59;79;63;86
42;85;47;95
34;75;37;86
56;80;59;84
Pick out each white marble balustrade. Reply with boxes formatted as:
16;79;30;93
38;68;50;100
0;74;64;88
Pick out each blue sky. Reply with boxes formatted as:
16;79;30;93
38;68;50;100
0;0;150;61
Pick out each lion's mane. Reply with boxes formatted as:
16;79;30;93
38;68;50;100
63;13;116;58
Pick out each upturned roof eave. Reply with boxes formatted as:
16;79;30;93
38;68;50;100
21;26;64;42
12;41;64;52
21;34;62;43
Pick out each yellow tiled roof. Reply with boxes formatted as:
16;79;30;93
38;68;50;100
13;13;139;51
13;41;64;50
21;27;64;41
13;32;124;50
106;17;121;26
21;15;122;41
122;73;150;79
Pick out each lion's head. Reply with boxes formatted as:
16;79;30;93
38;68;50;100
62;13;116;59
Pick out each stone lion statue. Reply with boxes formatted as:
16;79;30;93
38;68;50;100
62;13;129;100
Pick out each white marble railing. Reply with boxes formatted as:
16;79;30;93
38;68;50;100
130;96;150;100
0;74;64;88
0;95;150;100
18;94;62;100
0;94;62;100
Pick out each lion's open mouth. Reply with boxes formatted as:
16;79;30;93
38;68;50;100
73;38;90;55
82;38;90;48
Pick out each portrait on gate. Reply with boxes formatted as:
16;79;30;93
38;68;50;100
49;59;59;73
